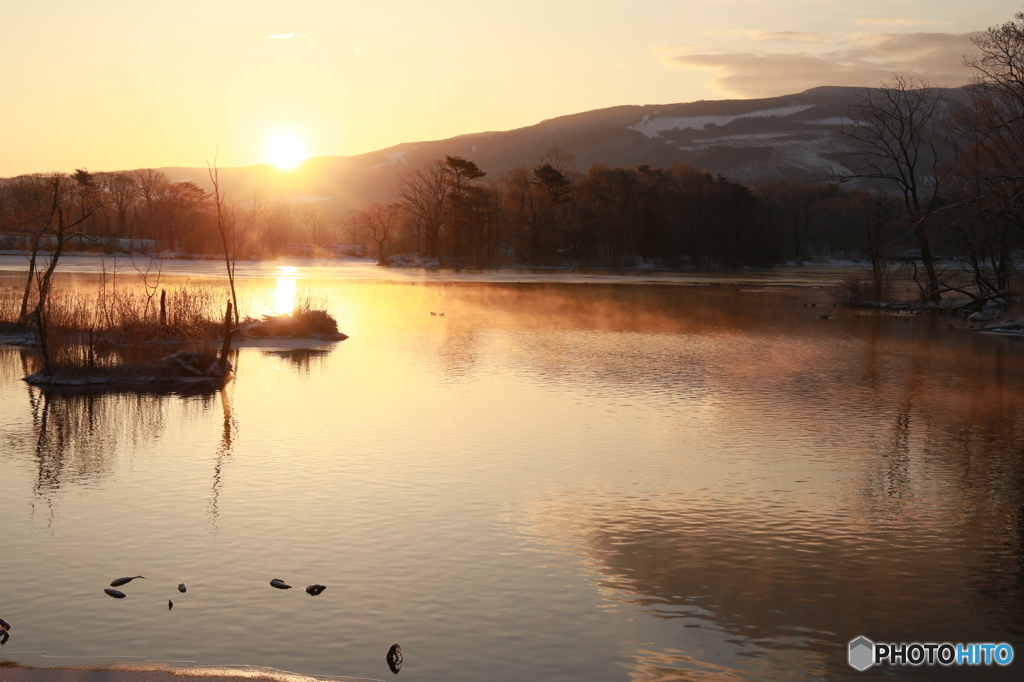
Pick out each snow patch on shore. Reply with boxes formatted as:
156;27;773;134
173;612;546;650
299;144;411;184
387;253;440;267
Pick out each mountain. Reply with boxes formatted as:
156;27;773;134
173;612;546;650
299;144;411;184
157;86;957;213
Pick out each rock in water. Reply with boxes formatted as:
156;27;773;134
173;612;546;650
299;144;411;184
104;588;127;599
0;617;11;631
178;583;187;593
386;643;403;674
305;584;327;596
110;575;145;587
269;578;292;589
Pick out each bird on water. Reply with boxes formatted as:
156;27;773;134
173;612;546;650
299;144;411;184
270;578;292;589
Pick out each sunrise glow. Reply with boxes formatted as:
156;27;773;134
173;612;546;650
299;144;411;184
4;3;1024;681
264;134;308;170
0;2;998;177
273;266;298;315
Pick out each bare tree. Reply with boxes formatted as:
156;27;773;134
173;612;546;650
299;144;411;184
299;203;330;248
395;161;451;257
16;173;104;373
832;76;951;300
236;191;266;258
130;168;168;241
208;158;239;326
946;12;1024;295
498;166;537;260
102;172;138;244
131;253;165;318
32;173;103;316
261;200;295;254
352;203;400;264
3;175;55;318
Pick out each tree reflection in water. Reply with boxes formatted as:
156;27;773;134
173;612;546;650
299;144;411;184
506;319;1024;680
260;347;333;374
19;352;223;511
208;381;238;534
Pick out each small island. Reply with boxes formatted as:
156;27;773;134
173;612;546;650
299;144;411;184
3;280;346;389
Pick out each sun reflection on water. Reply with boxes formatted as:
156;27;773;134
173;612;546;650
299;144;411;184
273;266;298;315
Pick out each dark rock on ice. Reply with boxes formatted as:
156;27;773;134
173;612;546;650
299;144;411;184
386;642;403;674
110;575;145;587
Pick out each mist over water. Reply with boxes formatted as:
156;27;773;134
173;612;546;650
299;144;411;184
1;271;1022;681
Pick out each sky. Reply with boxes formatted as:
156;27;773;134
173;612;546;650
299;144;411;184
0;0;1020;176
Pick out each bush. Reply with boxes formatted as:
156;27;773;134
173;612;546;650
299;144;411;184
240;308;346;339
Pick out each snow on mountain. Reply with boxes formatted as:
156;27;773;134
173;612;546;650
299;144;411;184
630;104;816;138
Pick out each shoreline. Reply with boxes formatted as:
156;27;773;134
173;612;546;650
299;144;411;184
0;251;864;278
0;252;869;289
0;660;378;682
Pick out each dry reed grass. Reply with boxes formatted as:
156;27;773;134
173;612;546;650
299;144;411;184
0;286;23;333
240;293;344;339
11;280;230;380
52;287;224;368
6;270;342;384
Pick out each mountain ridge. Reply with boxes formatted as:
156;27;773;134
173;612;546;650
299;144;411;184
151;85;963;213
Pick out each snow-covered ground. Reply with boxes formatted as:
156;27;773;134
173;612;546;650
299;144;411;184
982;316;1024;333
387;253;440;267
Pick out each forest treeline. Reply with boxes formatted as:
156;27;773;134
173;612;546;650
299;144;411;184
353;155;880;269
0;152;887;267
4;11;1024;304
0;168;335;258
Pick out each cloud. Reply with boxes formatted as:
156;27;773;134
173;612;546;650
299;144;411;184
710;29;824;43
267;32;310;40
851;18;951;27
662;32;981;98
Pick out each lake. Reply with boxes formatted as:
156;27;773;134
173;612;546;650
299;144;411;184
1;261;1022;681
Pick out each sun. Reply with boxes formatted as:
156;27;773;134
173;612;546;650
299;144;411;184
264;133;308;170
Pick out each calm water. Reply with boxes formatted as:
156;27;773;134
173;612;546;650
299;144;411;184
1;265;1023;681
